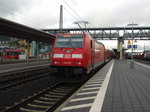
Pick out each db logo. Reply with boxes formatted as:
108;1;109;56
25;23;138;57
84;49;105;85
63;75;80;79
64;54;71;58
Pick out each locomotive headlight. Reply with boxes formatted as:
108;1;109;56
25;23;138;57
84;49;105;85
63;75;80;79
53;54;63;58
72;54;82;58
75;61;82;65
54;61;60;64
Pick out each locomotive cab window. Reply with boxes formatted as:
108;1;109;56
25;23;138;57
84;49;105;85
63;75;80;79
56;35;84;48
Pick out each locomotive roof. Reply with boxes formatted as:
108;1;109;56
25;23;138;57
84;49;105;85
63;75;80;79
86;33;105;47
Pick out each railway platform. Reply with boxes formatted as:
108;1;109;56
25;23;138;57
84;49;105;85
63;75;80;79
0;60;50;73
55;59;150;112
0;60;50;71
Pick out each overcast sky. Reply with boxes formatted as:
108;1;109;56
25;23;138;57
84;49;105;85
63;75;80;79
0;0;150;29
0;0;149;49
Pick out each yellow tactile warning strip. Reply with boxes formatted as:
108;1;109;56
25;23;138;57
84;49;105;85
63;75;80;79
58;60;114;112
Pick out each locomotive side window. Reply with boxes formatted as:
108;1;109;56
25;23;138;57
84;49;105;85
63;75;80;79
90;40;92;49
6;51;12;55
56;35;84;48
14;51;19;55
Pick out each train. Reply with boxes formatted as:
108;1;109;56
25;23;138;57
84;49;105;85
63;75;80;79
126;50;150;60
0;50;3;60
0;49;24;60
133;50;150;60
50;33;112;75
143;50;150;60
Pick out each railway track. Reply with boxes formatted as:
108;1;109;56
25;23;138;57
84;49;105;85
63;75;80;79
0;72;51;92
3;82;80;112
0;67;56;92
0;65;53;83
0;59;49;65
0;60;106;112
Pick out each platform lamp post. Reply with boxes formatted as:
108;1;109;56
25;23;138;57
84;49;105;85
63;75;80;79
127;22;138;68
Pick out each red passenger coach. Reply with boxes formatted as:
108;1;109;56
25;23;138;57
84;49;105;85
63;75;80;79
3;49;24;59
105;50;113;61
0;50;3;60
51;33;106;75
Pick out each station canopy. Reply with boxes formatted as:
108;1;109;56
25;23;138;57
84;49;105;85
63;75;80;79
0;18;56;43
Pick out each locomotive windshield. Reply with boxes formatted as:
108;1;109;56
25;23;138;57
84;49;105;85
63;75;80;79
56;35;84;48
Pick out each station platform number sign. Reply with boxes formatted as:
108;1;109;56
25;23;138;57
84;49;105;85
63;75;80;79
127;45;137;49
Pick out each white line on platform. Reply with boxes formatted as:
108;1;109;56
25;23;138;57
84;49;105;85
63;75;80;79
76;91;99;96
70;96;96;102
81;87;100;91
85;84;101;87
89;60;114;112
87;82;102;84
61;103;93;111
135;61;150;68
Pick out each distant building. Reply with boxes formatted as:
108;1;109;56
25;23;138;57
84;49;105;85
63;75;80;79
0;35;33;57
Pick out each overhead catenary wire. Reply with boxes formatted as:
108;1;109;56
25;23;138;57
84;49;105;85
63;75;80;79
54;0;79;21
0;2;46;28
63;0;105;28
62;0;91;32
56;0;99;29
62;0;84;21
62;0;97;28
0;0;95;29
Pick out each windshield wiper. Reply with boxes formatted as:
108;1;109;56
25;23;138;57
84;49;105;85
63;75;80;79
66;39;73;48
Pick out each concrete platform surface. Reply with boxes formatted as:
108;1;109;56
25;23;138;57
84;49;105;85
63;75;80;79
55;59;150;112
101;60;150;112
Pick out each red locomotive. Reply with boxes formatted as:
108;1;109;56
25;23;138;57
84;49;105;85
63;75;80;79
51;33;111;75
